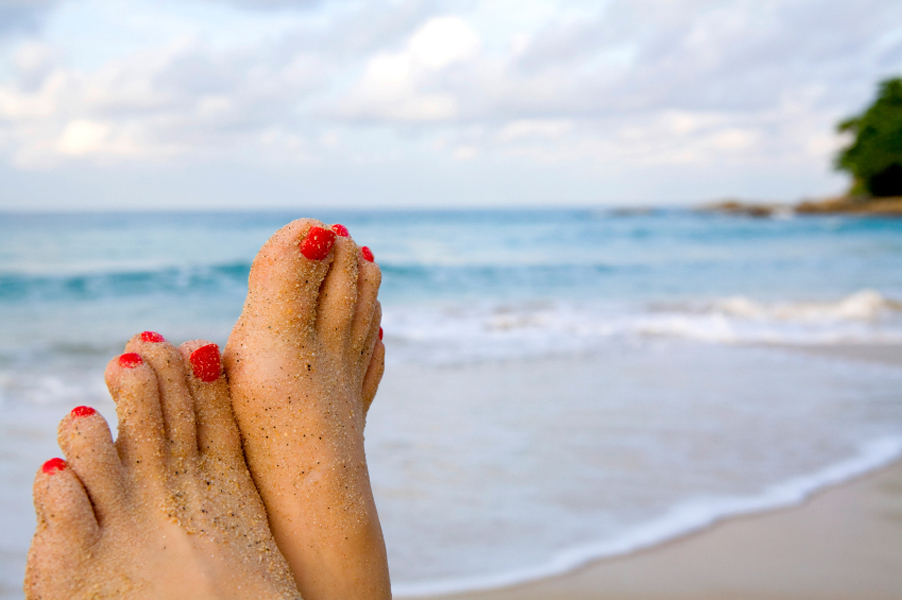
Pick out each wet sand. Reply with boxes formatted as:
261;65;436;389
407;344;902;600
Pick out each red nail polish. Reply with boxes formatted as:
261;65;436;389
71;406;96;418
119;353;142;368
300;226;337;260
140;331;165;343
361;246;374;262
331;224;349;237
42;458;67;474
379;326;383;340
190;344;221;383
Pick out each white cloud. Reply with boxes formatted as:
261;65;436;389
338;15;481;121
13;41;55;74
496;119;572;143
319;130;339;148
408;16;480;69
56;119;111;155
0;32;332;168
710;129;757;150
451;145;478;160
1;0;900;207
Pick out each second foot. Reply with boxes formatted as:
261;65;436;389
25;333;300;600
224;220;389;600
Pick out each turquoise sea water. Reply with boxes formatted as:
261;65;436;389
1;209;901;596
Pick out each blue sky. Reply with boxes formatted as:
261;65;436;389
1;0;900;210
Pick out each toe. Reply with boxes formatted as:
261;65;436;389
57;407;125;524
359;301;382;367
361;308;385;414
105;353;167;488
351;245;382;351
316;234;360;349
124;332;198;465
30;457;98;550
243;219;337;338
178;340;244;462
26;459;98;599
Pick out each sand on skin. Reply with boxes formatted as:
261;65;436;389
408;343;902;600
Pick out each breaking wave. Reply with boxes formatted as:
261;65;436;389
382;290;902;365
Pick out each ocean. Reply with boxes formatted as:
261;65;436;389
1;208;901;597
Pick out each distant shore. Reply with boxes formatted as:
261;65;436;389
701;195;902;217
403;343;902;600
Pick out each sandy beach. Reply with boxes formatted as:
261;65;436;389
407;344;902;600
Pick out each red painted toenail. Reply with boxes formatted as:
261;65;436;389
42;458;67;474
190;344;221;383
379;326;383;340
140;331;165;343
361;246;374;262
331;223;349;237
119;353;142;368
71;406;96;418
300;226;337;260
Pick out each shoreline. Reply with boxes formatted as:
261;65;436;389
407;459;902;600
401;343;902;600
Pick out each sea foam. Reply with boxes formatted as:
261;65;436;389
382;289;902;366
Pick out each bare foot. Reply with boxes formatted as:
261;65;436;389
25;333;301;599
224;220;389;600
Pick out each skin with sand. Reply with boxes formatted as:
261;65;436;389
25;335;301;599
224;219;389;600
25;219;389;599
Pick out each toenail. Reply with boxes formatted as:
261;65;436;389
331;223;349;237
190;343;221;383
119;353;143;369
140;331;165;343
42;458;67;474
379;326;383;340
361;246;374;262
300;226;337;260
71;406;96;418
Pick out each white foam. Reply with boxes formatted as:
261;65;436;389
382;290;902;366
392;435;902;597
711;289;899;322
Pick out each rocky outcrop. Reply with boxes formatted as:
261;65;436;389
699;196;902;217
794;195;902;215
700;200;789;218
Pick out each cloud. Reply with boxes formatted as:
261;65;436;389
324;0;902;171
0;0;473;169
341;0;902;121
495;119;572;143
0;34;331;168
0;0;898;205
338;16;481;122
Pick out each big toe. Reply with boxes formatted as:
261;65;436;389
237;219;338;343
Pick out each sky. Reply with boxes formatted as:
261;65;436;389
0;0;900;211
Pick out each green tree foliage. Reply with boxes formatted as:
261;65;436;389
835;77;902;197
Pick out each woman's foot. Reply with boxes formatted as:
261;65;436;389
224;220;389;600
25;333;300;600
